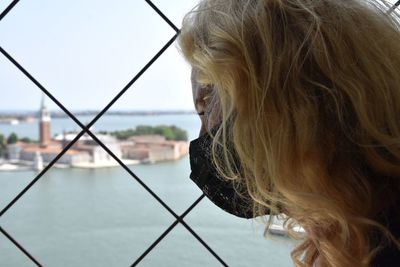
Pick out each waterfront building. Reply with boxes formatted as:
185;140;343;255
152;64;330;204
57;133;123;166
4;96;188;169
6;97;119;168
18;142;91;166
6;143;23;163
121;135;188;163
33;151;44;171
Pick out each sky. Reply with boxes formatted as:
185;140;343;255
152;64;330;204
0;0;199;112
0;0;399;113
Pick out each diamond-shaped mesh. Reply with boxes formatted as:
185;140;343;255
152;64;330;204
0;0;399;266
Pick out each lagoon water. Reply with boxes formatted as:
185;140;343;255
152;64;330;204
0;114;295;267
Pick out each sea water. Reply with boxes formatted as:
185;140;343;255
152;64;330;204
0;114;295;267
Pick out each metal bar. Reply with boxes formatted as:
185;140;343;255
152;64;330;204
131;221;179;266
388;0;400;14
0;129;85;217
0;33;178;216
86;127;227;266
0;0;19;21
0;1;228;265
87;128;227;265
179;220;229;266
88;126;228;266
0;47;92;217
131;194;205;266
0;35;186;263
144;0;180;33
84;33;178;130
0;226;42;266
0;33;203;262
180;194;205;218
85;130;180;219
0;47;88;131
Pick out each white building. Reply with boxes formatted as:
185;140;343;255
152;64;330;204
6;96;121;168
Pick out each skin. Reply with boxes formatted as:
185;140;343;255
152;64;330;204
191;69;208;136
191;69;221;136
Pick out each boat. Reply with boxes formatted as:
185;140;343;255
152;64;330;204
267;223;305;236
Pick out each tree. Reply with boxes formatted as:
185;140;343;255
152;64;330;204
135;125;153;135
20;137;32;143
7;132;18;144
161;127;175;140
173;128;188;141
0;134;5;157
107;125;188;141
0;134;4;146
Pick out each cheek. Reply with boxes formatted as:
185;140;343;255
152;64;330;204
199;122;206;136
191;91;197;106
195;101;205;113
197;115;207;136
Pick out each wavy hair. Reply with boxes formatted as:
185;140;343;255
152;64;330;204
178;0;400;266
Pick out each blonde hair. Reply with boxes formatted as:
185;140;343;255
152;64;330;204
178;0;400;266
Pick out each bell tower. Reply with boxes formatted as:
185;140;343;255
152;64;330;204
39;94;51;147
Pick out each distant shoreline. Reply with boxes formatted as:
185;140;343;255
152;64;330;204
0;110;197;120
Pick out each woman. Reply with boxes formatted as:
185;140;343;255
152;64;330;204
178;0;400;266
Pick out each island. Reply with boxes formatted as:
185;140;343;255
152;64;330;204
0;96;189;171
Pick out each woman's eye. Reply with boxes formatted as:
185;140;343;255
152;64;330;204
200;85;213;97
202;94;212;102
198;83;209;88
201;92;214;112
195;84;214;114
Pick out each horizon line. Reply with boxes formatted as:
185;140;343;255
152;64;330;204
0;109;196;114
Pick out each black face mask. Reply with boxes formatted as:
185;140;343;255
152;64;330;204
189;128;257;219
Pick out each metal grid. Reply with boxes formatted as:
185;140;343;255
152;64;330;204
0;0;399;266
0;0;226;266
